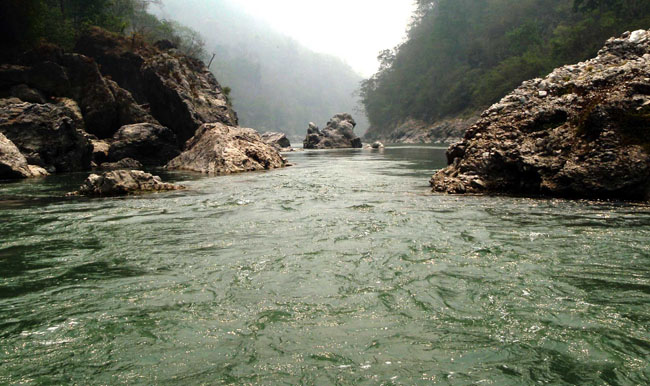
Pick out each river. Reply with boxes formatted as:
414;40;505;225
1;146;649;384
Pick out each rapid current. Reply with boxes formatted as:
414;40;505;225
1;146;649;384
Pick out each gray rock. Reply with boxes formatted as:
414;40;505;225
261;131;292;150
303;113;362;149
70;169;184;197
75;27;238;143
108;123;180;166
97;158;144;171
0;133;48;179
10;84;46;104
431;30;650;201
0;100;92;172
166;123;286;174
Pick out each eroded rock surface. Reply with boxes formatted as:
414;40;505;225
75;27;237;143
108;123;179;166
261;132;291;150
0;100;92;172
71;170;184;196
167;123;286;174
0;133;48;179
303;113;362;149
431;30;650;201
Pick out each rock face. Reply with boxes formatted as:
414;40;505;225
303;113;362;149
431;30;650;201
0;133;48;179
0;100;92;172
261;132;291;150
0;47;159;139
108;123;180;166
167;123;286;174
98;158;143;171
71;170;184;197
75;27;238;143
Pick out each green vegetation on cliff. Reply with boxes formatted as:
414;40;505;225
361;0;650;137
0;0;204;60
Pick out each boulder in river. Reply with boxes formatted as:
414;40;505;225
108;123;180;166
166;123;286;174
431;29;650;201
261;131;291;150
303;113;362;149
0;99;92;173
0;132;48;179
70;169;184;197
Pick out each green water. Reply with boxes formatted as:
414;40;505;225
1;146;649;384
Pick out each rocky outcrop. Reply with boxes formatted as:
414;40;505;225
303;113;362;149
370;116;477;144
108;123;180;166
70;169;184;197
431;30;650;201
75;27;237;143
167;123;286;174
0;133;48;179
0;99;92;172
97;158;143;171
261;132;291;150
0;47;159;139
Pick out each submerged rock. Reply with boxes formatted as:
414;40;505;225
166;123;286;174
371;141;384;149
108;123;180;166
431;30;650;201
303;113;362;149
0;133;48;179
0;99;92;172
261;131;292;150
71;170;184;197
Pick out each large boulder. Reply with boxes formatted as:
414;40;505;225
108;123;180;166
70;170;184;197
166;123;286;174
0;99;92;172
431;30;650;201
0;132;48;179
75;27;238;143
303;113;362;149
261;131;291;150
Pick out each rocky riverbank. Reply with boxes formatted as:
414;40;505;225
366;115;478;145
0;27;285;184
431;30;650;201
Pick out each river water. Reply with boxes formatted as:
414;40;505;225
1;146;649;384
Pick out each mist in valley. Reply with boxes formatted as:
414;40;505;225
154;0;370;139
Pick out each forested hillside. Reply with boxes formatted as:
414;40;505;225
0;0;206;61
157;0;367;138
361;0;650;138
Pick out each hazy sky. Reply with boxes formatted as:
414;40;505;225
227;0;416;76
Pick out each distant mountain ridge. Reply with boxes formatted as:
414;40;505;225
155;0;368;138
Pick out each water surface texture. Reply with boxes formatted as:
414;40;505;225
1;146;649;384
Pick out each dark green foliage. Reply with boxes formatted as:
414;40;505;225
0;0;203;60
361;0;650;136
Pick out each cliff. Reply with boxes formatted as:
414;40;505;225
0;28;284;180
431;30;650;201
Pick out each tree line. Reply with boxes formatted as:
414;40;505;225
360;0;650;136
0;0;206;61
